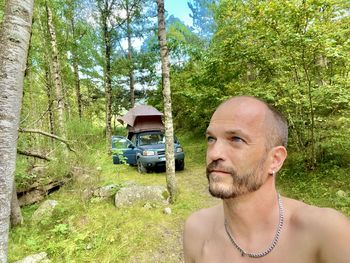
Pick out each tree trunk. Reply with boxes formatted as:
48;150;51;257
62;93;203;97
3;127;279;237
73;54;82;120
10;182;23;226
101;1;113;151
46;2;67;139
69;11;83;120
302;49;316;170
157;0;177;204
126;2;135;107
45;63;55;141
0;0;34;261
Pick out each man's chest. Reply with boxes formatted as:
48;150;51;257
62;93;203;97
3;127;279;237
195;231;318;263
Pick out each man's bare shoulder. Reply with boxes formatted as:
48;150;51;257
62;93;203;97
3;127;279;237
286;197;350;229
183;204;223;262
185;204;223;234
285;197;350;262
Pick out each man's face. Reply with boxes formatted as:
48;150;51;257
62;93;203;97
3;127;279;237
206;98;271;199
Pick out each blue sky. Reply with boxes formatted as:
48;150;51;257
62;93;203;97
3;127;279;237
165;0;192;26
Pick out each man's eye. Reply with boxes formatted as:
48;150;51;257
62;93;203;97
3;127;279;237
232;136;244;143
207;136;215;143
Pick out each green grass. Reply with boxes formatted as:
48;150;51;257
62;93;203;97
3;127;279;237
8;133;350;262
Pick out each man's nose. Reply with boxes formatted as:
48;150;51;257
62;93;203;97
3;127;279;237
207;140;226;162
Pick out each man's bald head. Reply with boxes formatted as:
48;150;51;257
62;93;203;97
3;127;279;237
214;96;288;150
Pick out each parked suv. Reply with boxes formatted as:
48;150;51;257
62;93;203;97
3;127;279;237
112;130;185;173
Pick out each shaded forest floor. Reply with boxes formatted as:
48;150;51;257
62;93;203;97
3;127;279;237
8;135;350;262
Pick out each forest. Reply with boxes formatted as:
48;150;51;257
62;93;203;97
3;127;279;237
0;0;350;262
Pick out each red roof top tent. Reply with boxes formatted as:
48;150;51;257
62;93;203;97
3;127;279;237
117;105;164;133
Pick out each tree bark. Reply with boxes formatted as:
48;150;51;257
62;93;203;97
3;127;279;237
46;2;67;139
99;0;113;151
126;1;135;107
45;63;55;140
157;0;177;204
10;182;23;227
69;7;83;120
0;0;34;261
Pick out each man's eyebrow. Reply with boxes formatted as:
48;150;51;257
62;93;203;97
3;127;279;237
225;129;247;135
205;129;251;139
225;129;251;141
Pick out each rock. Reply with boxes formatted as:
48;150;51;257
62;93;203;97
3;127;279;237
18;189;45;207
115;185;168;208
163;207;172;215
31;200;58;223
14;252;49;263
81;188;93;201
143;202;152;209
123;181;138;187
336;190;347;198
28;166;47;177
93;184;118;198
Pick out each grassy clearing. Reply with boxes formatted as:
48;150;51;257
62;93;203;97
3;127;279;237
8;133;350;262
9;134;217;263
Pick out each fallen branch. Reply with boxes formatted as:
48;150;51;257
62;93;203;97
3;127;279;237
18;128;76;153
17;149;51;161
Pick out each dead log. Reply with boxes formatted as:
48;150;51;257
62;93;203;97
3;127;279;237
17;179;66;207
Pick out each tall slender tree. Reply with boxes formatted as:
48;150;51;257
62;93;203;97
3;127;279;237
67;0;83;120
0;0;34;261
97;0;115;150
46;2;67;140
157;0;177;203
113;0;155;108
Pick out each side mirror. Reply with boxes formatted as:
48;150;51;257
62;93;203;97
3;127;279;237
128;144;135;149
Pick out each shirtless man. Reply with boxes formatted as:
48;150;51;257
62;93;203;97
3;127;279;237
183;96;350;263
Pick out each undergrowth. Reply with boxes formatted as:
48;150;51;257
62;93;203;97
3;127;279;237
8;131;350;262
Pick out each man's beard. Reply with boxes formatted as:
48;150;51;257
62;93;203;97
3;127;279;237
206;158;266;199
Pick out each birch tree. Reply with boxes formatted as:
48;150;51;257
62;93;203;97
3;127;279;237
0;0;34;261
156;0;177;203
46;2;67;139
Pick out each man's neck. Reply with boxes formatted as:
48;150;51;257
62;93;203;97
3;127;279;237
222;177;280;241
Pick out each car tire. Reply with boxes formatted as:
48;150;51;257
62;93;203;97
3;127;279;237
176;161;185;171
137;159;147;174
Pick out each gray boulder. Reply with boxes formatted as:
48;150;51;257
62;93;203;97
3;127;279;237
31;200;58;223
115;185;168;208
14;252;50;263
93;184;118;198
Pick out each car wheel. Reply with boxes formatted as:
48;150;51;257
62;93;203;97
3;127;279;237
176;161;185;171
137;159;147;174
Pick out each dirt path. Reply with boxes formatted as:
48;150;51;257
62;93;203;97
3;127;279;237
131;165;219;262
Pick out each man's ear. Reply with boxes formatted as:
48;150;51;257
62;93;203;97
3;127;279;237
268;146;287;175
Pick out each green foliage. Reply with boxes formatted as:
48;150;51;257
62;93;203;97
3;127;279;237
9;132;350;262
51;223;70;235
150;0;350;170
9;0;350;260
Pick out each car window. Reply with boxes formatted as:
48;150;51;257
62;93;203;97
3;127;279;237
112;137;130;149
139;133;164;146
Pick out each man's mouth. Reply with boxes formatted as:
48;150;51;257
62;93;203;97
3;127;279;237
208;169;232;176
